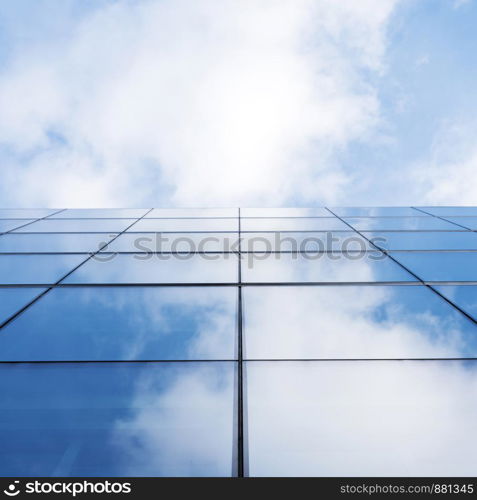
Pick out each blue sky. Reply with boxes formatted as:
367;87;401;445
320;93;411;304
0;0;476;207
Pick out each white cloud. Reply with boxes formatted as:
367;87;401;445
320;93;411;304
0;0;399;207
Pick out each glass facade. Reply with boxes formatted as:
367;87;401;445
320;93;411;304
1;207;477;477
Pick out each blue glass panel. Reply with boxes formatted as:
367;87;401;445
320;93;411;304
130;218;238;232
0;287;237;361
331;207;420;216
64;253;237;284
344;217;461;231
0;288;47;324
0;233;118;253
368;232;477;250
0;362;235;476
103;233;239;253
0;209;58;219
246;360;477;476
442;217;477;230
242;252;416;283
433;285;477;321
146;208;238;218
418;207;477;216
0;220;34;233
243;286;477;359
391;252;477;282
0;255;87;284
53;209;149;218
241;208;330;217
14;219;135;233
240;217;349;232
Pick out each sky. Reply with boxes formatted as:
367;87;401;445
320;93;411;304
0;0;476;208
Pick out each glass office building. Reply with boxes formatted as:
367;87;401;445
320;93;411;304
1;206;477;477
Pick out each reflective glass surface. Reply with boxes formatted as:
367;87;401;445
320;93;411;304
443;217;477;230
242;252;416;283
0;219;34;233
64;253;238;284
241;232;372;252
15;219;135;233
241;208;330;217
130;218;238;232
146;208;238;218
344;217;461;231
54;209;149;218
0;233;118;253
0;288;47;324
103;232;239;253
243;286;477;359
391;252;477;281
241;217;349;232
246;361;477;476
0;255;87;284
0;362;235;476
433;285;477;321
418;207;477;216
0;287;237;361
331;207;421;216
368;231;477;250
0;209;58;218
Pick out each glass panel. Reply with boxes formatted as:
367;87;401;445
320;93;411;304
0;287;237;361
242;252;416;283
331;207;421;216
240;217;349;232
0;362;235;476
104;233;239;253
64;253;237;284
14;219;135;233
0;288;47;324
442;217;477;230
130;218;238;232
344;217;461;231
0;234;118;253
241;232;372;252
0;220;35;233
367;232;477;250
0;255;87;285
53;209;149;218
147;208;238;218
0;209;58;219
418;207;477;216
391;252;477;281
246;360;477;476
433;285;477;321
241;208;330;217
243;286;477;359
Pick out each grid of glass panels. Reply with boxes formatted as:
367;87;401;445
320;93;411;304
1;207;477;477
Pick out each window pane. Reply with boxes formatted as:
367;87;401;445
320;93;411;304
0;255;87;284
0;209;58;219
391;252;477;281
433;285;477;321
243;286;477;359
0;288;47;324
241;208;330;217
241;217;349;232
147;208;238;218
241;232;372;252
331;207;420;216
104;233;239;253
0;287;237;361
441;217;477;230
246;360;477;476
0;220;35;233
368;231;477;250
242;252;416;283
14;219;136;233
0;233;117;253
418;207;477;216
64;253;238;284
0;362;235;476
53;209;149;218
130;218;238;232
344;217;461;231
